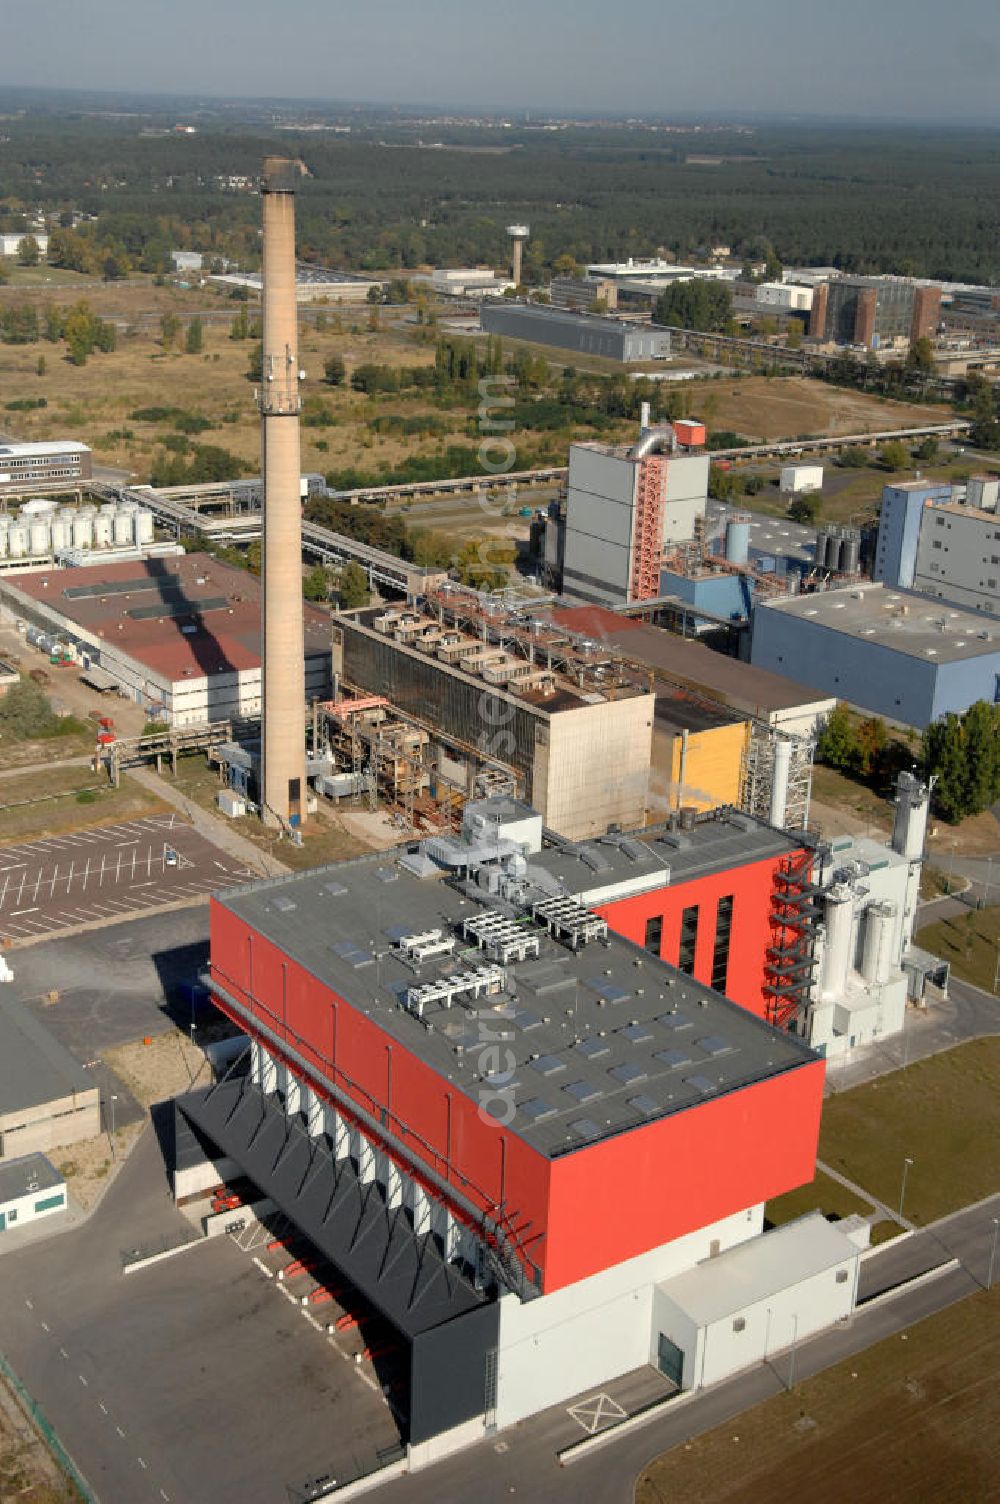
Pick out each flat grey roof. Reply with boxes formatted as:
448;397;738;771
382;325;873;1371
215;826;815;1161
706;502;820;567
655;1213;858;1325
539;812;799;893
0;997;96;1116
0;1152;63;1205
757;584;1000;663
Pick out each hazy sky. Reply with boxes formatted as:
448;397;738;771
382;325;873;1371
4;0;1000;121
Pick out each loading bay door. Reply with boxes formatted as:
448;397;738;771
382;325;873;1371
656;1333;685;1388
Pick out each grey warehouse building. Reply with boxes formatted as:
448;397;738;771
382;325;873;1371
751;584;1000;728
480;301;671;362
0;997;100;1160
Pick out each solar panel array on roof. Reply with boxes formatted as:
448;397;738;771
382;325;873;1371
531;1054;566;1077
127;596;228;621
331;939;375;969
589;977;631;1004
656;1047;692;1070
699;1036;733;1057
64;575;178;600
564;1078;603;1103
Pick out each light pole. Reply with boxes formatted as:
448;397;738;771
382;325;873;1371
985;855;993;908
108;1093;118;1159
898;1155;914;1220
787;1312;799;1392
989;1217;999;1290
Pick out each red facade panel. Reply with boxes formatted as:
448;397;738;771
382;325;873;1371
544;1058;825;1289
593;853;794;1019
210;893;823;1293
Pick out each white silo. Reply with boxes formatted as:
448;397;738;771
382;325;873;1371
891;770;930;861
135;508;155;545
93;513;113;547
8;524;28;557
0;527;7;559
113;509;133;545
72;512;94;548
100;501;117;517
861;901;898;987
769;738;793;827
50;514;71;552
820;882;855;1000
29;517;51;555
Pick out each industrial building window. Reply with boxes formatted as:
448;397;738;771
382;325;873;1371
644;915;663;955
733;1316;746;1332
678;906;699;975
711;897;734;992
836;1269;849;1284
34;1195;64;1214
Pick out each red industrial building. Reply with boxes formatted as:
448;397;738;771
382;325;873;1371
178;800;829;1464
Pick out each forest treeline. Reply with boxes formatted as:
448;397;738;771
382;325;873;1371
1;111;1000;284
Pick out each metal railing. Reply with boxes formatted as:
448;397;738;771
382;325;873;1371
0;1350;97;1503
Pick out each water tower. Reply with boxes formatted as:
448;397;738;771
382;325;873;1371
506;224;529;286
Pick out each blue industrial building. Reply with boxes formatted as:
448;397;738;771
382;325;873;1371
751;584;1000;728
659;568;754;620
873;481;952;589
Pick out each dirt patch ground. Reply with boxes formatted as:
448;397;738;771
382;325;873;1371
103;1029;209;1108
0;763;167;843
0;1372;79;1504
48;1126;139;1212
699;376;948;443
636;1287;1000;1504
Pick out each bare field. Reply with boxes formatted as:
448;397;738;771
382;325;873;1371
699;376;948;442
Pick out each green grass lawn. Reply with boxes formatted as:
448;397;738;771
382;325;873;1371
766;1169;874;1230
816;1038;1000;1225
916;905;1000;993
0;763;166;843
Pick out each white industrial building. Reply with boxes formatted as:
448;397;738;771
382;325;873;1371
559;422;710;607
780;464;824;495
430;268;515;298
802;771;944;1059
0;1154;67;1234
652;1213;862;1390
754;281;815;313
0;232;49;258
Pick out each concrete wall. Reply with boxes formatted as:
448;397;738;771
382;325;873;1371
0;1090;100;1161
494;1205;763;1428
0;1182;66;1232
913;505;1000;618
534;693;653;839
562;446;636;606
662;454;710;547
653;1243;858;1391
751;608;947;727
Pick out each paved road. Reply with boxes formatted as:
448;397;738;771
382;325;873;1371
8;905;211;1056
376;1196;998;1504
0;1127;400;1504
0;812;253;943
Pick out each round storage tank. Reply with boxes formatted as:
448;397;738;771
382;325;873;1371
72;513;94;548
135;509;155;545
725;516;750;565
841;532;861;575
0;528;7;559
113;510;133;545
93;514;113;547
100;501;117;517
29;518;50;555
49;516;70;552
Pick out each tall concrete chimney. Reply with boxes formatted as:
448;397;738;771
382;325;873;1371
259;156;307;829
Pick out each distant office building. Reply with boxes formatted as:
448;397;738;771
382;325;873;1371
480;301;671;362
0;232;49;258
874;479;1000;618
0;442;92;496
431;268;514;298
549;275;619;312
809;276;941;350
171;249;204;272
751;584;1000;728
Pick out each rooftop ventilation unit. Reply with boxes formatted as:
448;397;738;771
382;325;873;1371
531;896;608;950
404;963;507;1018
395;928;457;965
462;911;541;965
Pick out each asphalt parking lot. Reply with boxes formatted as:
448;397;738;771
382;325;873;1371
0;1130;404;1504
0;813;254;942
